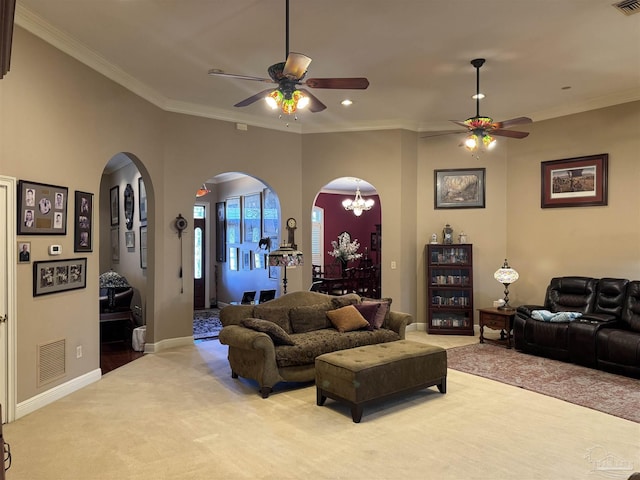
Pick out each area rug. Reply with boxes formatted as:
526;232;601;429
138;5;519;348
193;308;222;340
447;343;640;423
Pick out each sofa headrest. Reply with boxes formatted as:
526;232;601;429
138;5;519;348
622;281;640;332
545;277;597;313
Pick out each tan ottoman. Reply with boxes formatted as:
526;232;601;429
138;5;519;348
315;340;447;423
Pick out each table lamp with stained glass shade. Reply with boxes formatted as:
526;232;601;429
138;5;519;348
493;259;519;310
99;270;131;310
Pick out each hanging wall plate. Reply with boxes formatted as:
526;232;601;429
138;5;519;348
175;214;188;238
124;184;135;230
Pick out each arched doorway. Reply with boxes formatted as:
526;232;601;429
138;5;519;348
99;153;151;372
312;177;381;297
191;172;281;341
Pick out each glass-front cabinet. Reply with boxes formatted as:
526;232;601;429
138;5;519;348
426;244;474;335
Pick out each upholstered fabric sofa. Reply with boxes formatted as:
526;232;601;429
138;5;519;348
514;276;640;377
219;291;413;397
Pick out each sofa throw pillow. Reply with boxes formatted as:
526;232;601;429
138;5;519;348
361;297;392;329
331;293;361;309
240;318;296;346
326;305;370;333
253;305;293;333
353;302;381;330
290;304;332;333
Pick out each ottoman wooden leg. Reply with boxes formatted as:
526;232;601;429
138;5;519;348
437;377;447;394
317;388;327;406
351;405;363;423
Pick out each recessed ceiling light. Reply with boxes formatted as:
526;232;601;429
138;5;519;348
341;99;353;106
472;93;485;100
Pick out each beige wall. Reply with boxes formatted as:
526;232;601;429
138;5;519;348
507;101;640;304
1;26;639;408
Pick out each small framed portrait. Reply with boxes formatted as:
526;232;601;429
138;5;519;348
18;241;31;263
74;191;93;252
125;231;135;249
17;180;69;235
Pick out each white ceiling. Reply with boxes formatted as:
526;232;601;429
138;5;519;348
15;0;640;136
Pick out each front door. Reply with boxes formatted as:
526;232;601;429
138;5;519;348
193;206;206;309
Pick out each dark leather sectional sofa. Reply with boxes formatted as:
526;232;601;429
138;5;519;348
514;276;640;378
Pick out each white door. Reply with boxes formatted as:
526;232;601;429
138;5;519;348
0;176;17;423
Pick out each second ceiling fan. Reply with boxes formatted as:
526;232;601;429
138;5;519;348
208;0;369;117
424;58;532;151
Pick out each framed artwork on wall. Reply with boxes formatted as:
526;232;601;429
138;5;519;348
74;190;93;252
140;225;148;269
111;226;120;263
434;168;486;209
17;180;69;235
216;201;226;262
226;197;241;244
242;250;252;270
33;258;87;297
138;177;147;223
125;231;135;248
243;192;262;243
541;154;608;208
18;241;31;264
110;186;119;226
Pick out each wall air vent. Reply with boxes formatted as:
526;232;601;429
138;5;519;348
37;338;66;387
613;0;640;15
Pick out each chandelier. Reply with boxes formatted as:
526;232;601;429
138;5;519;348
342;180;374;217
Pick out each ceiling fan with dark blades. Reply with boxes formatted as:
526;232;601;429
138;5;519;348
422;58;531;151
208;0;369;116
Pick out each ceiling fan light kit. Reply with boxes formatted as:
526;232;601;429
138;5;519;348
208;0;369;120
422;58;532;154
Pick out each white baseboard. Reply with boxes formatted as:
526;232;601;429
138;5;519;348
143;335;193;353
16;368;102;420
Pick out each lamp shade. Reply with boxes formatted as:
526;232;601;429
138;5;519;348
99;270;131;289
268;245;304;267
494;259;519;285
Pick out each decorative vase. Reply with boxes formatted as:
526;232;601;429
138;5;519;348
339;258;348;276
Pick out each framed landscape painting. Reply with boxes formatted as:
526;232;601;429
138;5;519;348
541;154;608;208
434;168;486;209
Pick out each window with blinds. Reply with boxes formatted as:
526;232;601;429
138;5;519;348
311;206;324;268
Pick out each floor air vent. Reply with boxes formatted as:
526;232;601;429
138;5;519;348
613;0;640;15
38;339;66;387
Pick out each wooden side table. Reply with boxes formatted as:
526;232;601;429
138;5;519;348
478;307;516;349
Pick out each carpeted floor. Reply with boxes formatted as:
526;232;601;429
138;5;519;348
193;308;222;339
447;342;640;423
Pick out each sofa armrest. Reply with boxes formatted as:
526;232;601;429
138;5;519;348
516;305;545;317
218;324;276;352
386;311;413;339
578;313;617;323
